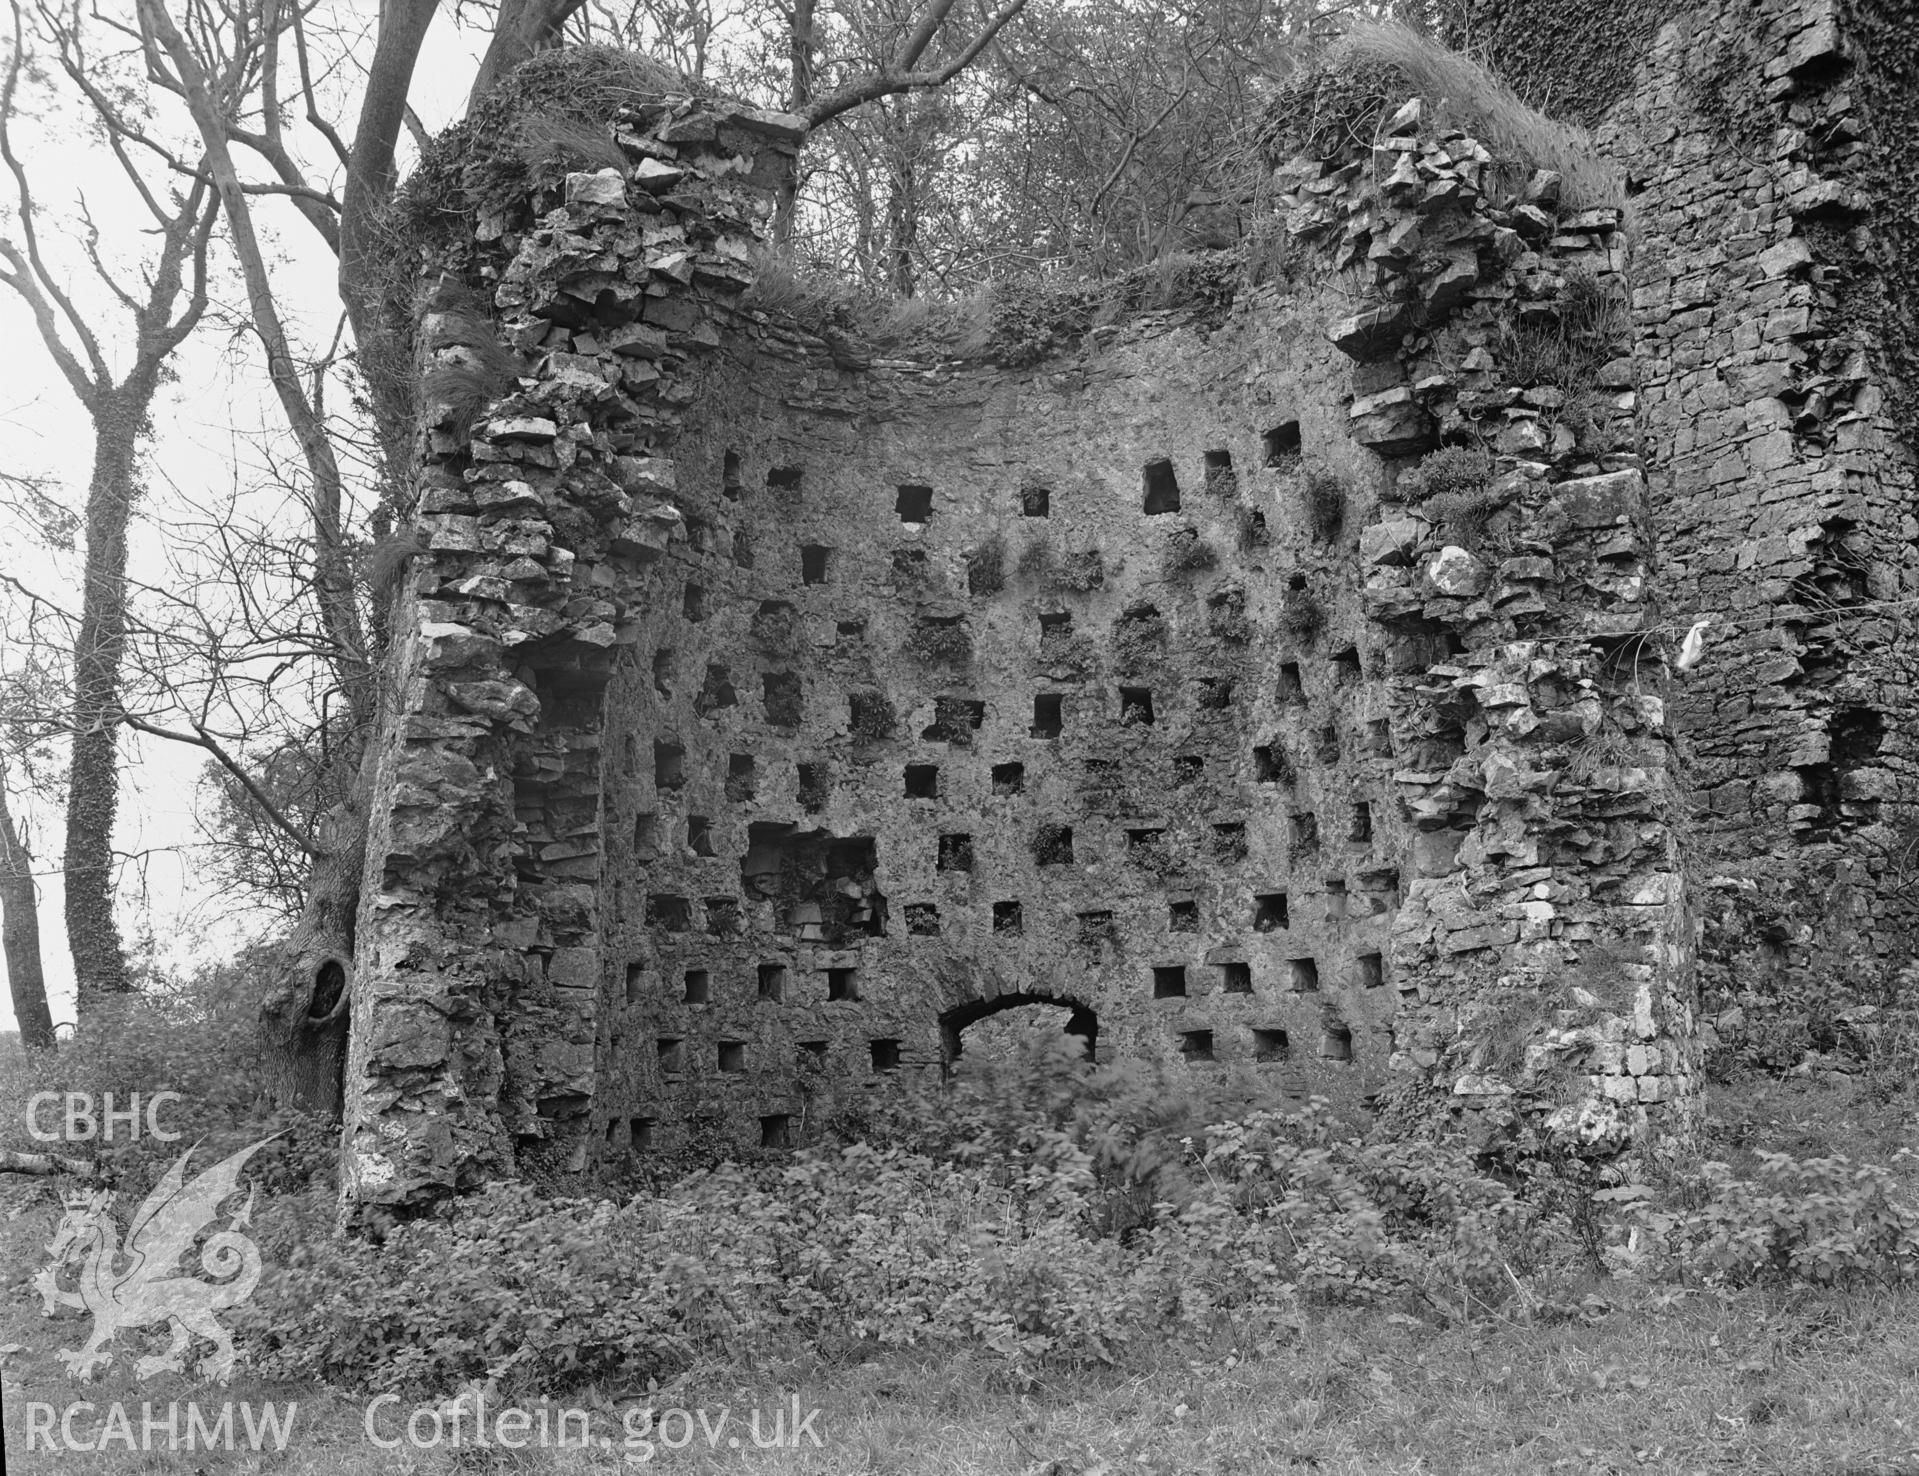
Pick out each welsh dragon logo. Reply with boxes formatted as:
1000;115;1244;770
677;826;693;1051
32;1137;276;1384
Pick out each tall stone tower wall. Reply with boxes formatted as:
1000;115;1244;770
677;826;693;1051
1461;0;1919;1027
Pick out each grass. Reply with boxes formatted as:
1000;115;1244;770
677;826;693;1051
1327;23;1622;212
513;110;628;175
1496;265;1630;390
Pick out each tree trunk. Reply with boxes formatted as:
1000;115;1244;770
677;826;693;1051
64;402;143;1006
774;0;818;243
0;768;55;1049
888;153;919;297
468;0;588;108
334;0;441;527
258;779;368;1115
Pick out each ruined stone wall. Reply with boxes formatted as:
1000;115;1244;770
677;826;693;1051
595;289;1406;1158
1276;100;1695;1157
344;8;1919;1204
1594;0;1919;1009
341;99;808;1207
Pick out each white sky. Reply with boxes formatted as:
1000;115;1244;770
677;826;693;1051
0;3;492;1031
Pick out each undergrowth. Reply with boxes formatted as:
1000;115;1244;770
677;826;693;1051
14;1001;1919;1412
222;1031;1919;1401
239;1042;1537;1394
848;690;897;743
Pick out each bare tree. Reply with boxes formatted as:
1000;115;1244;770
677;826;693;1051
0;0;217;1008
135;0;373;740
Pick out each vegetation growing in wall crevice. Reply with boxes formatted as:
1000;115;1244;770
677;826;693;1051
1495;265;1629;391
1261;22;1623;212
1163;527;1219;576
419;286;521;437
1038;545;1105;594
1207;586;1253;643
1303;466;1348;543
905;617;974;670
1279;586;1326;647
1398;444;1493;503
964;538;1005;596
1112;603;1169;670
849;690;898;744
1032;823;1075;867
1423;488;1512;552
1398;444;1512;551
750;602;804;658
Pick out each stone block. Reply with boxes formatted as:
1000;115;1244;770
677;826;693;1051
485;416;559;442
1426;546;1488;596
1785;14;1841;75
632;157;685;192
1544;469;1644;530
565;170;627;208
548;948;599;991
1351;395;1437;455
1327;303;1414;360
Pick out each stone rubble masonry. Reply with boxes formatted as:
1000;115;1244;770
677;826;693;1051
1595;0;1919;1025
1279;94;1693;1155
340;0;1912;1214
342;97;809;1208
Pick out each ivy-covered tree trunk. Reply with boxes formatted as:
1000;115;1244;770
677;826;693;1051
65;401;145;1006
0;769;54;1049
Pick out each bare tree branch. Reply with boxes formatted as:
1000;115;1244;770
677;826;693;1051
119;708;319;856
803;0;1028;128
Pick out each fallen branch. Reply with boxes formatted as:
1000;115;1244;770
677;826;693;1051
0;1149;97;1178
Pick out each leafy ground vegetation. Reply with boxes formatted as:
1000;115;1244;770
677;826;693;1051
3;979;1919;1474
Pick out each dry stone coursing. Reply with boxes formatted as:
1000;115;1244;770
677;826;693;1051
1596;0;1919;1024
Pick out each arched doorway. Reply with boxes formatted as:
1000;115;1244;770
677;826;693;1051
938;992;1098;1068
